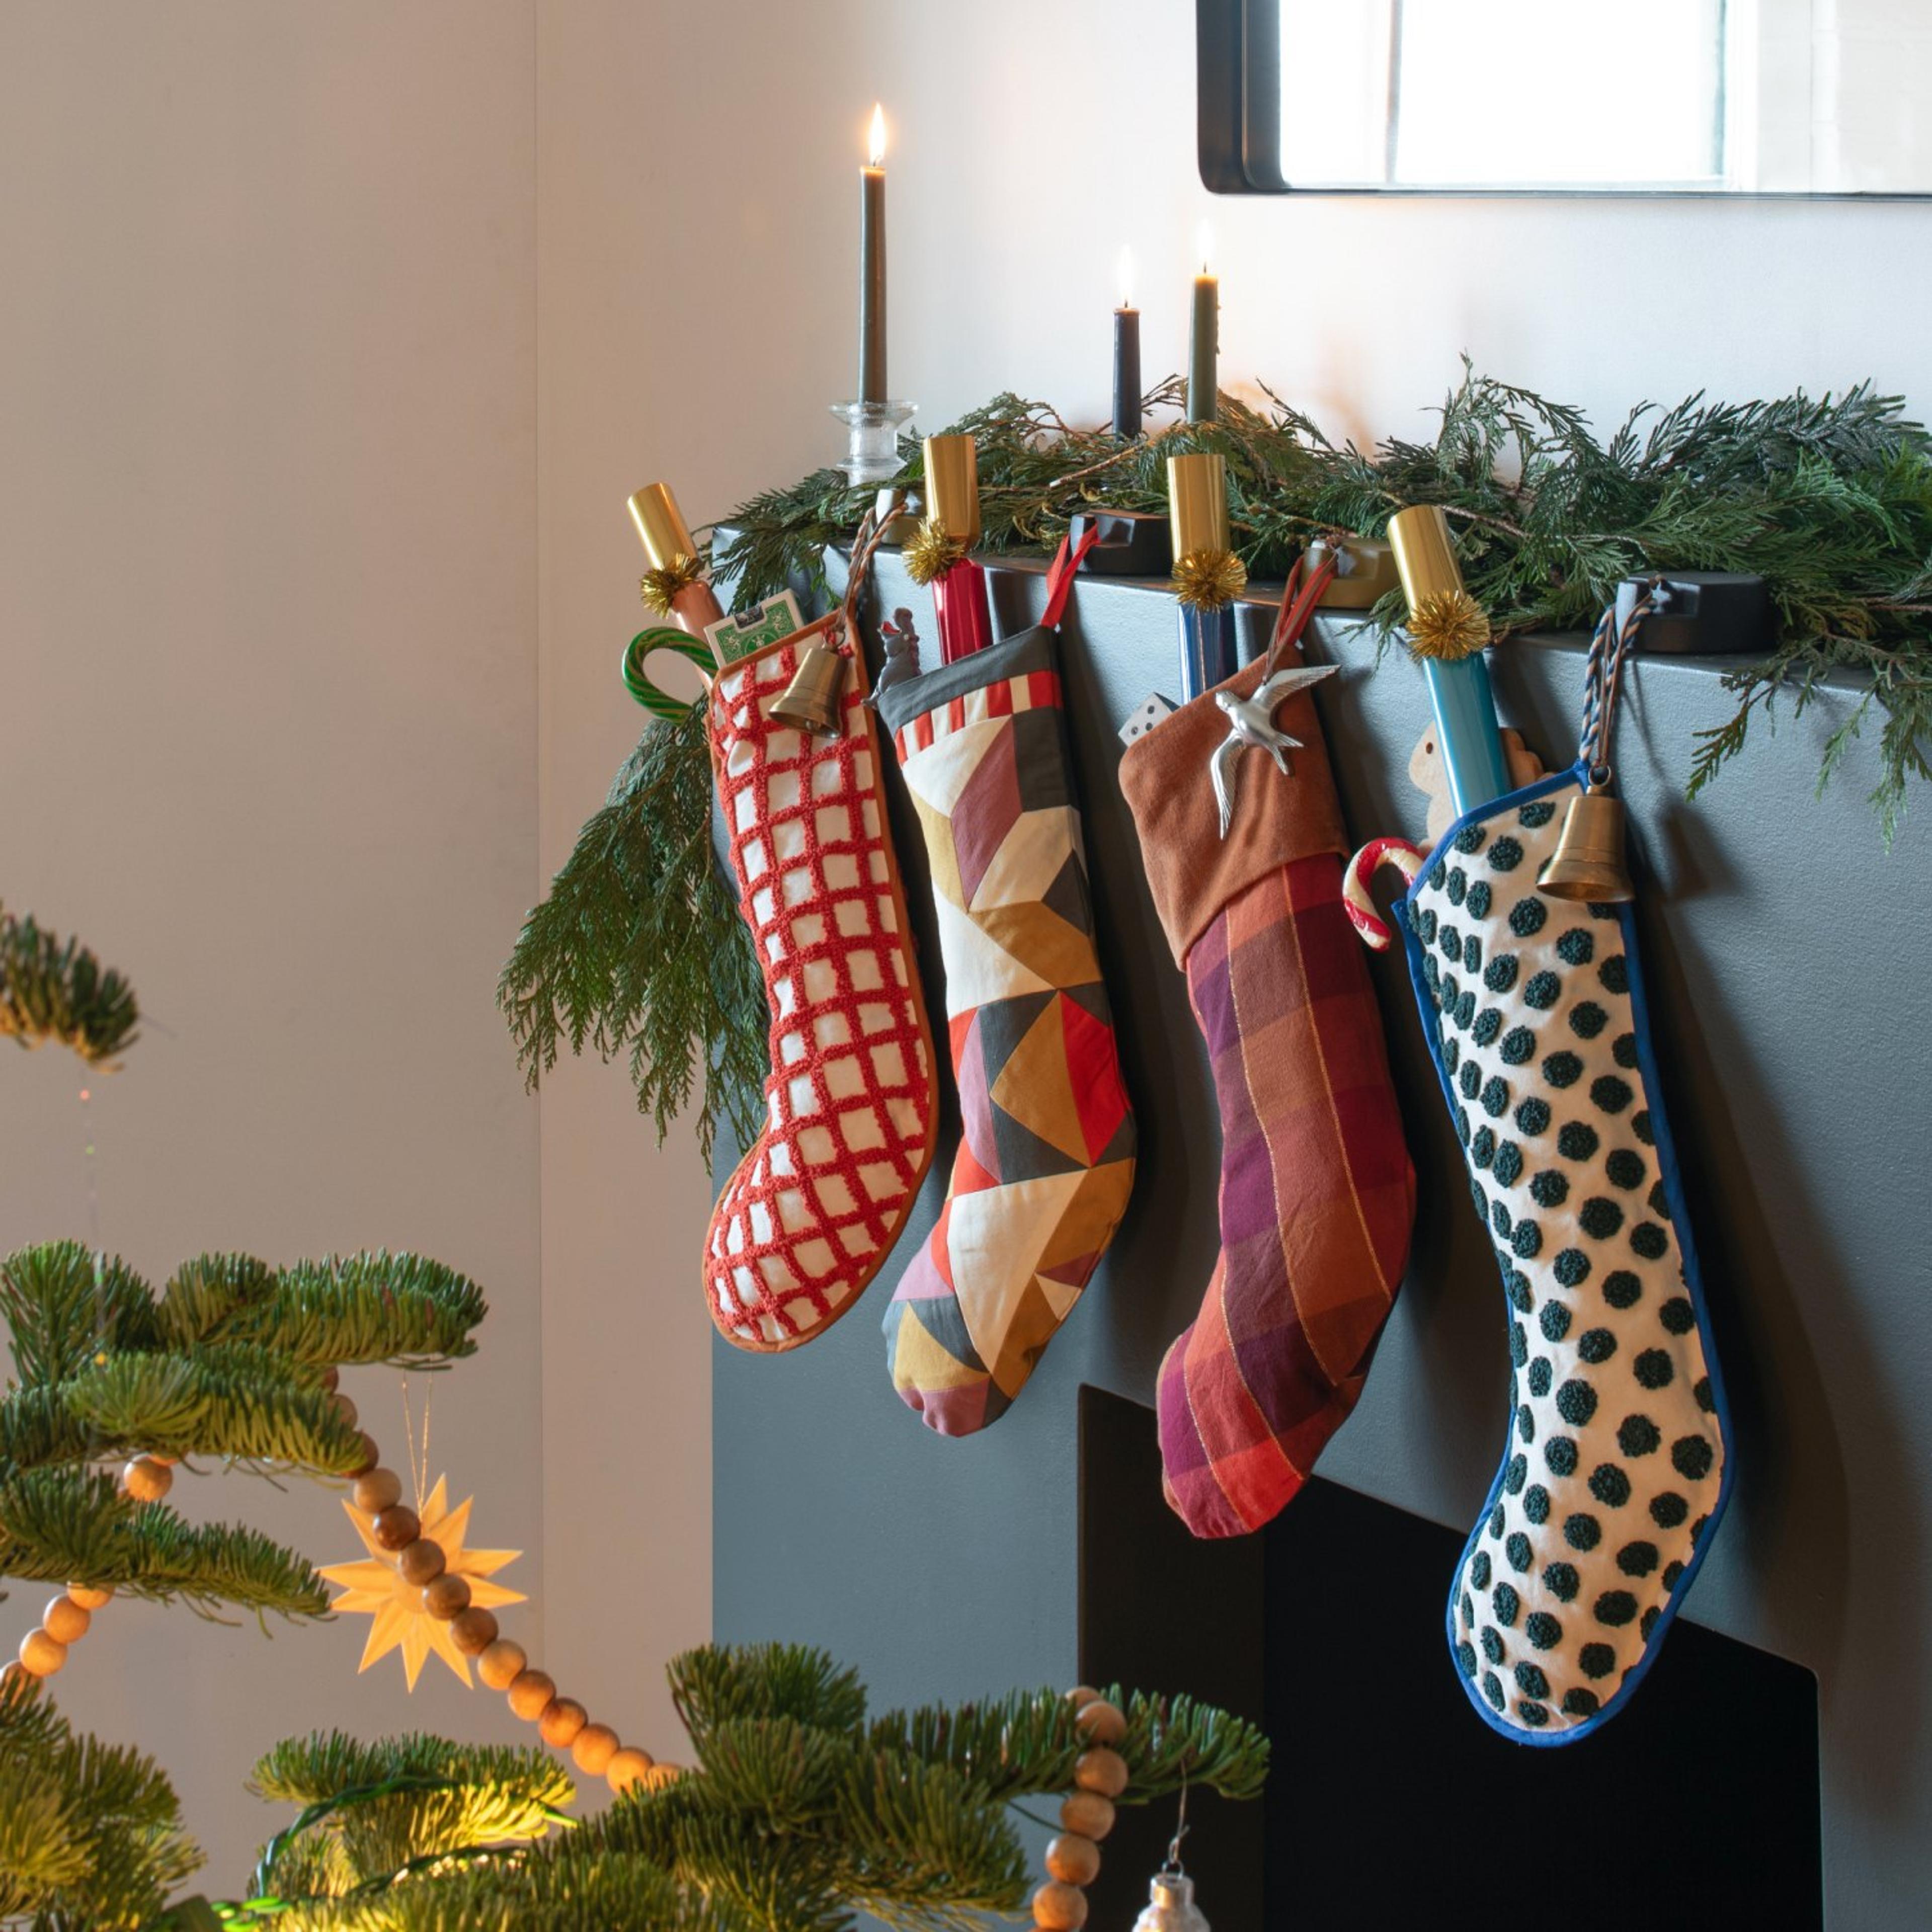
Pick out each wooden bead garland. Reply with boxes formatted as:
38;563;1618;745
19;1396;684;1803
1027;1697;1124;1930
13;1583;115;1679
121;1456;173;1504
397;1537;447;1587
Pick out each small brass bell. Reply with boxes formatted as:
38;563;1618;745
1537;788;1634;903
770;642;847;735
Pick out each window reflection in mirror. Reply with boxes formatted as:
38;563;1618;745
1269;0;1932;194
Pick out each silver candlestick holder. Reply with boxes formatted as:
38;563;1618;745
831;397;916;486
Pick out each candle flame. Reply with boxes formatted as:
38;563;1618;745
1116;245;1134;309
868;103;887;167
1197;221;1214;276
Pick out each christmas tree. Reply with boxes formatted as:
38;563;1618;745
2;910;1268;1929
186;1645;1265;1931
0;906;486;1926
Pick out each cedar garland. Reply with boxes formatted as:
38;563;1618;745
508;362;1932;1156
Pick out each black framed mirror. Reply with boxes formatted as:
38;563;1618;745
1200;0;1932;196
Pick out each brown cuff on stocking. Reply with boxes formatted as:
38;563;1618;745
1117;646;1348;965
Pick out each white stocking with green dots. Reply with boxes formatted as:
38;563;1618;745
1401;778;1732;1743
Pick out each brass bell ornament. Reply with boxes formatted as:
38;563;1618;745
1537;784;1634;903
770;641;848;735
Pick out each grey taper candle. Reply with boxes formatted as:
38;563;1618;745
1112;306;1142;439
858;106;887;404
1187;230;1218;424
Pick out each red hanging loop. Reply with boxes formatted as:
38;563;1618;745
1264;550;1339;672
1038;523;1105;632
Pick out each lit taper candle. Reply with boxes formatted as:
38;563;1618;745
1167;450;1245;699
1388;504;1511;816
859;104;888;405
1187;222;1218;425
908;433;994;663
1112;246;1142;440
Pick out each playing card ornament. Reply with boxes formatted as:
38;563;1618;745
1348;589;1732;1741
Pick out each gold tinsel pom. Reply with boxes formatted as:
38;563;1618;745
1171;547;1248;613
903;517;968;587
1405;588;1492;662
639;552;705;615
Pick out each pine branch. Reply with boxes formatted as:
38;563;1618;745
247;1253;488;1370
0;902;139;1066
0;1670;200;1929
497;709;764;1164
248;1732;573;1903
669;1643;869;1749
1;1243;160;1384
0;1467;329;1618
62;1345;367;1472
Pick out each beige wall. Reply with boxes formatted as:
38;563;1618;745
0;1;541;1884
5;0;1929;1896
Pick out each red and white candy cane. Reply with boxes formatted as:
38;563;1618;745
1344;837;1428;951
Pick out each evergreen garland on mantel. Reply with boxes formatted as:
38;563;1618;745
502;363;1931;1160
719;365;1932;837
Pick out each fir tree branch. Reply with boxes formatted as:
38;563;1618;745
0;902;140;1066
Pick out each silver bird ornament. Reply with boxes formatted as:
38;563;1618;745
1208;663;1339;837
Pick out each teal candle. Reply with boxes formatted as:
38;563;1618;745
1423;653;1512;816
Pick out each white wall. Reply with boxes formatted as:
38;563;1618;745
0;1;540;1884
5;0;1930;1897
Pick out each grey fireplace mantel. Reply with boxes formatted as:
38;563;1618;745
711;547;1931;1927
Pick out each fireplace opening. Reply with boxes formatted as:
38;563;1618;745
1080;1387;1822;1927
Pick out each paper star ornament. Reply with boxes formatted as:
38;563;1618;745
319;1476;524;1690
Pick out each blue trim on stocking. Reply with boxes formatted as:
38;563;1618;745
1396;762;1737;1749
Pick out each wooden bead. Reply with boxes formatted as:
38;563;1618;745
122;1457;172;1503
1074;1700;1126;1747
1059;1792;1116;1840
450;1606;499;1657
1072;1747;1128;1798
477;1639;527;1691
423;1573;471;1621
66;1583;113;1612
371;1504;421;1552
350;1432;381;1475
1031;1880;1089;1929
331;1393;360;1431
606;1747;654;1794
19;1631;66;1677
353;1467;403;1514
506;1668;556;1721
571;1722;619;1774
397;1538;447;1587
1044;1833;1101;1887
1064;1684;1100;1709
538;1698;587;1748
41;1596;90;1645
320;1365;341;1393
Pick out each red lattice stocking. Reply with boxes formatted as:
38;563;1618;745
703;613;938;1351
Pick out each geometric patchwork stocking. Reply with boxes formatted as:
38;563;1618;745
1118;647;1415;1537
702;616;938;1352
1391;770;1733;1741
875;625;1136;1435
